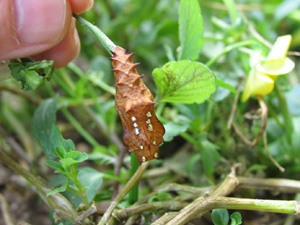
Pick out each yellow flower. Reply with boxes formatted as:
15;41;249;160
241;35;295;102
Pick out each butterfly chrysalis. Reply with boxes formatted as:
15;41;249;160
111;46;165;164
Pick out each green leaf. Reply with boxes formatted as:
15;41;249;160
32;98;57;159
216;78;237;94
212;209;229;225
153;61;216;104
46;160;65;173
201;140;220;174
78;167;103;203
163;120;190;142
230;212;242;225
9;58;54;91
47;178;69;196
178;0;203;60
60;151;88;168
50;126;76;153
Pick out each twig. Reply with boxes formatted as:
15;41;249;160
0;149;78;222
238;177;300;193
115;201;189;221
166;166;239;224
190;196;300;216
74;202;97;225
124;215;140;225
152;212;178;225
0;194;14;225
97;162;150;225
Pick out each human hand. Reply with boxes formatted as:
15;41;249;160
0;0;93;68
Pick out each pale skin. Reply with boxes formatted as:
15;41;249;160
0;0;94;68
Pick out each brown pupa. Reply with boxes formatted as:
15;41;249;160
111;46;165;164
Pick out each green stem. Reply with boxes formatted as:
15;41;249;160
57;68;76;91
60;108;100;147
74;14;116;54
223;0;238;25
274;84;293;144
180;132;198;147
115;201;189;220
205;40;255;67
74;176;89;208
128;154;140;204
53;73;75;97
208;197;299;215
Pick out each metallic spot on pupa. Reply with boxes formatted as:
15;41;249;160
131;116;136;122
147;124;153;131
140;145;144;150
153;141;157;145
134;128;140;135
146;111;152;117
133;122;138;127
154;152;158;158
142;156;146;162
146;119;151;124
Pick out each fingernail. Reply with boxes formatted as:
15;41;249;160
13;0;67;44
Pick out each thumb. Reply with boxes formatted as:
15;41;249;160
0;0;72;60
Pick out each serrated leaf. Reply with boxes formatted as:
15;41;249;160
230;212;242;225
32;98;57;159
178;0;203;60
78;167;103;203
153;61;216;104
212;209;229;225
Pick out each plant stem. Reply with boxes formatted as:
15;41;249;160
60;108;100;147
74;14;116;54
274;84;293;144
205;40;255;67
202;196;300;215
97;162;150;225
128;154;140;204
167;167;239;224
74;176;90;208
238;177;300;193
0;149;77;222
115;201;189;220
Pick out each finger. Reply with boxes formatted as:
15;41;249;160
0;0;72;60
69;0;94;15
32;18;80;68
